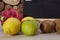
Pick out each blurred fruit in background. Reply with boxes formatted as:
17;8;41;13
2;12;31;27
0;2;4;12
0;8;23;25
13;6;18;10
5;5;12;10
3;0;20;5
18;4;23;13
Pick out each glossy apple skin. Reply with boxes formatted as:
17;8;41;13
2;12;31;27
21;20;38;36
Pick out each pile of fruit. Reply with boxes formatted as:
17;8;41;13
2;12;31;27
1;16;38;36
0;0;23;25
0;0;38;36
0;8;60;36
0;0;60;36
1;13;60;36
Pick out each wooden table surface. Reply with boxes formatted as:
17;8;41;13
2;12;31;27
0;19;60;40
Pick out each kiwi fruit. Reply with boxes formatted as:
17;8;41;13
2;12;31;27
40;20;55;33
0;2;4;11
54;19;60;33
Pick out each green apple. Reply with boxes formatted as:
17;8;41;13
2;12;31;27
21;20;38;36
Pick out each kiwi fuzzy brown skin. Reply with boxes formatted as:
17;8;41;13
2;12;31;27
40;20;56;33
54;19;60;33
